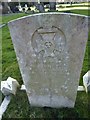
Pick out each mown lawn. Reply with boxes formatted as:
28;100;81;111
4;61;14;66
69;9;90;16
1;9;90;119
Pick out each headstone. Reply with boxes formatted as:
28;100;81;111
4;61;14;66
8;13;88;108
0;24;6;28
83;71;90;93
49;2;56;11
18;4;23;12
24;4;28;13
0;96;11;120
77;86;84;91
1;77;20;96
36;3;45;12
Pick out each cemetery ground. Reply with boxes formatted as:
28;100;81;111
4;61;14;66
1;9;90;119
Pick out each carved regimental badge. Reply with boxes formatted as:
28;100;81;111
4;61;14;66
31;26;67;65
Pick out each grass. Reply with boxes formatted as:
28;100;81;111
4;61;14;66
57;4;90;9
68;9;90;16
1;8;90;119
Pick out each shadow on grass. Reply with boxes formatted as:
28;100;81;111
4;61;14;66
2;91;89;119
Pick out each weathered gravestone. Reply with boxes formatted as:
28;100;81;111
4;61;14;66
49;2;56;11
8;13;88;108
36;3;45;12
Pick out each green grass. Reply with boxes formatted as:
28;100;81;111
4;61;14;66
57;4;90;9
1;9;90;119
69;9;90;16
2;13;28;24
2;26;22;84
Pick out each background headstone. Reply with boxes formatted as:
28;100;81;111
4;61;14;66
49;2;56;11
83;71;90;93
8;13;88;108
35;2;45;12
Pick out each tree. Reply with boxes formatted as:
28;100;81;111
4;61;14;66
8;2;19;13
2;2;12;14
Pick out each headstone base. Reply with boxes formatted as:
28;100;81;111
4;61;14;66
28;95;74;108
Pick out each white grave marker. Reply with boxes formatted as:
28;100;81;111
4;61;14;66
8;13;88;108
83;71;90;93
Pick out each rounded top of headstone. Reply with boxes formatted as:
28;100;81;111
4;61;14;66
8;12;88;25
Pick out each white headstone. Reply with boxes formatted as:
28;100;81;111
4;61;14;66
1;77;20;96
83;71;90;93
18;5;23;12
8;13;88;108
24;4;28;12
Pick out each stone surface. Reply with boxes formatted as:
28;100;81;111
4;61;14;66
21;85;85;91
49;1;56;11
83;70;90;93
77;86;84;91
8;13;88;108
37;3;45;12
0;24;6;28
1;77;20;96
0;95;11;120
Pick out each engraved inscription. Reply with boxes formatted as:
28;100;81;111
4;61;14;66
30;26;69;96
